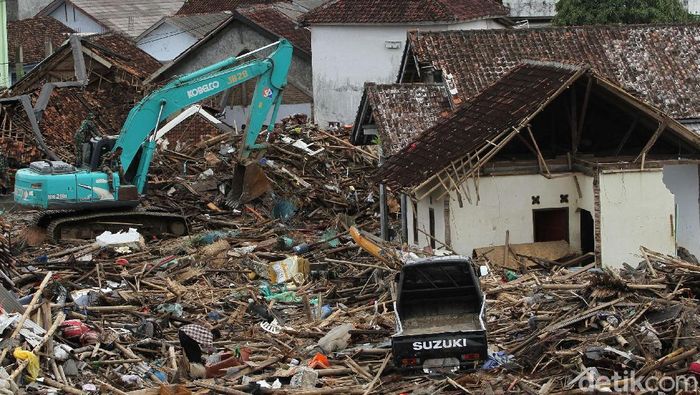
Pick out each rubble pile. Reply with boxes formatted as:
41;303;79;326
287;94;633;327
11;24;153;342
148;115;382;233
3;121;700;393
0;218;10;264
475;247;700;393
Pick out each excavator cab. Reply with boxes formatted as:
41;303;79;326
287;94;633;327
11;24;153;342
81;136;117;170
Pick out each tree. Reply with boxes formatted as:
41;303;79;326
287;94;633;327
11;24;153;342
553;0;697;25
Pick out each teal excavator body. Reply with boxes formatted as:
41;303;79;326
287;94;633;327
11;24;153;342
16;40;292;209
13;40;293;240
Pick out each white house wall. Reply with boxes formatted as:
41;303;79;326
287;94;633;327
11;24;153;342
599;170;676;267
48;2;106;34
138;23;198;62
311;20;503;127
448;174;587;255
409;173;594;255
663;164;700;257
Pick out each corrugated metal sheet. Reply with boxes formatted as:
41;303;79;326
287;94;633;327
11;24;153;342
71;0;185;37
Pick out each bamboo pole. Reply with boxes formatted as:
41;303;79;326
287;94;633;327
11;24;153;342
0;271;53;363
10;311;65;380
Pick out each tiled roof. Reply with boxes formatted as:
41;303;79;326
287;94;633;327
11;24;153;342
86;33;162;79
300;0;509;24
160;12;232;39
11;33;161;95
177;0;277;14
39;0;185;37
2;83;144;163
239;5;311;54
377;62;582;189
404;24;700;120
352;83;451;156
8;17;74;65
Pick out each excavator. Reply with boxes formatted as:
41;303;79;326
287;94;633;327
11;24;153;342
13;40;293;241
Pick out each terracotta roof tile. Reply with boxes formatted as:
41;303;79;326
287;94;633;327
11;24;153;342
353;83;450;155
377;62;581;189
85;33;162;78
8;17;74;64
405;24;700;120
239;5;311;54
300;0;509;24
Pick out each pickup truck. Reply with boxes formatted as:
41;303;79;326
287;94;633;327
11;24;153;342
392;257;487;373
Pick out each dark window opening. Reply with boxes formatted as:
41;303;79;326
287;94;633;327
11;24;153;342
580;209;594;253
429;208;436;249
533;208;569;243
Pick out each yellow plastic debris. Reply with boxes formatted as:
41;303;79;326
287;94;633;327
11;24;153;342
13;348;40;381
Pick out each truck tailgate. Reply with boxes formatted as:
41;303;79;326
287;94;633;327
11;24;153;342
392;330;487;369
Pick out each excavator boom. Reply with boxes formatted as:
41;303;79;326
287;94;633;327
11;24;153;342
14;40;294;241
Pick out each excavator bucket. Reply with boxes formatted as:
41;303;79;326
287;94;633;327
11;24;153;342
227;162;271;207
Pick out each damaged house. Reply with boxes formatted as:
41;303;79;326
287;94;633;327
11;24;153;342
0;33;161;176
356;24;700;265
7;16;74;83
0;31;232;191
146;3;313;128
375;61;700;269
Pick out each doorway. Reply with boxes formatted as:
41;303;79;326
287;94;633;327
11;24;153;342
533;208;569;242
580;209;594;253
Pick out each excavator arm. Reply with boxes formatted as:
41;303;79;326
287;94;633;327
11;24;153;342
114;39;293;193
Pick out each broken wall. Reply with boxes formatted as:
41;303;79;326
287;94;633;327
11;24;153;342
599;170;676;267
663;164;700;258
406;192;447;250
408;173;596;255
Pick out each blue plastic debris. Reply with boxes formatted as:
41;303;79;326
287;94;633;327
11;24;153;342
482;351;514;370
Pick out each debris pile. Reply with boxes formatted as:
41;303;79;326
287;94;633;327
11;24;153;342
3;121;700;393
0;218;10;264
475;247;700;393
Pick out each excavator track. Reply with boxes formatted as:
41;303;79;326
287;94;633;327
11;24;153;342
42;209;188;242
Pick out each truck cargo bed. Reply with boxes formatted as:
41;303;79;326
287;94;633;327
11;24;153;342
401;313;481;336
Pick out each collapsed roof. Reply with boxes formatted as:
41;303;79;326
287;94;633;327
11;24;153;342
351;83;451;156
8;17;74;65
11;33;161;94
377;61;700;198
